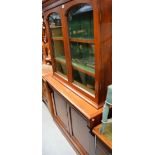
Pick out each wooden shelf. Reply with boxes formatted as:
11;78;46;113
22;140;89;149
51;26;62;29
55;57;95;79
73;81;95;96
70;38;94;44
52;37;63;41
72;61;95;77
55;56;66;65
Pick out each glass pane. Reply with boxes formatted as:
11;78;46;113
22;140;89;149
71;42;95;72
52;40;67;77
48;13;62;38
68;4;94;39
73;69;95;94
48;12;67;79
55;61;67;77
52;40;65;59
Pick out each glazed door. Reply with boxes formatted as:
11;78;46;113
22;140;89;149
45;7;69;80
62;0;100;104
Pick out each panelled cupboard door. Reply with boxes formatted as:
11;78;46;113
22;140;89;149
45;6;69;80
53;91;70;132
70;107;96;155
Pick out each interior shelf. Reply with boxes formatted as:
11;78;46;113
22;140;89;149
51;26;62;29
55;56;66;64
55;56;95;77
72;61;95;77
73;80;95;95
70;38;94;44
52;37;64;41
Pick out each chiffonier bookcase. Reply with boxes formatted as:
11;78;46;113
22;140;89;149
42;0;112;154
43;0;112;109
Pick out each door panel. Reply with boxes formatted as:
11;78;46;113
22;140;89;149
66;3;95;95
70;107;96;155
46;6;68;79
53;91;69;132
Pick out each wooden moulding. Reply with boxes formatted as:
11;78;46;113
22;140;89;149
42;0;73;12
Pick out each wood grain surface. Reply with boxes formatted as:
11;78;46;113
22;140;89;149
93;123;112;149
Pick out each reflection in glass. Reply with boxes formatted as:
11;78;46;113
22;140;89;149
48;12;67;79
56;61;67;77
52;40;65;59
48;13;62;37
68;4;94;39
73;69;95;94
52;41;67;77
70;42;95;71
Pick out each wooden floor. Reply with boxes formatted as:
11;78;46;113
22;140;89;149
42;102;77;155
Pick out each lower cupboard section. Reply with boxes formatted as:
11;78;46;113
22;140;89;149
50;88;111;155
53;90;96;155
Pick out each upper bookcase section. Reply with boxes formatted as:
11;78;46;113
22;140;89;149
43;0;112;109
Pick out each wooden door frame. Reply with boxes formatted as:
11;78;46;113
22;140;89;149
44;6;71;82
62;0;101;107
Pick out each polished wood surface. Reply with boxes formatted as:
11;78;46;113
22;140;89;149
43;0;72;12
42;65;102;122
98;0;112;104
44;73;102;120
93;123;112;150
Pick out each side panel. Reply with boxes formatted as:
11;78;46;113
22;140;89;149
99;0;112;103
